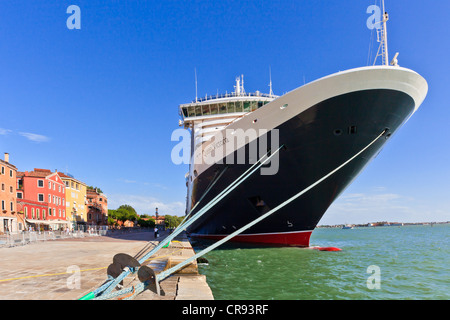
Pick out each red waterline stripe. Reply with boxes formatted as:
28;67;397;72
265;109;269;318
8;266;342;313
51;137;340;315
189;230;313;247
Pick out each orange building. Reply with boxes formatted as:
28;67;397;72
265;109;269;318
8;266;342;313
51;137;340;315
0;153;23;233
86;188;108;226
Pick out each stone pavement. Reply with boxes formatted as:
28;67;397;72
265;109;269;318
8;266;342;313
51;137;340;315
0;230;213;300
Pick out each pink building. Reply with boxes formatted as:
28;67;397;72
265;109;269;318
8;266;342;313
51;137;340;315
17;169;69;230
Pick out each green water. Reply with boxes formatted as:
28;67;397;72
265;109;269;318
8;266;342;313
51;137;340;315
196;224;449;300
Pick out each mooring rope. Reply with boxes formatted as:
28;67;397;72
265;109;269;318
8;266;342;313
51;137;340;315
82;145;284;300
86;129;386;300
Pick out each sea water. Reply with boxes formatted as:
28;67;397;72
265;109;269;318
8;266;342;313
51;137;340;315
196;224;449;300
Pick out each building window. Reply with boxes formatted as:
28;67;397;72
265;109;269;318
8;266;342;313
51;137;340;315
38;194;44;202
17;192;23;199
1;200;5;210
42;209;46;219
10;202;13;212
48;194;51;203
1;183;4;191
24;207;28;217
9;169;13;178
49;181;51;189
32;208;35;219
1;166;4;174
59;209;61;217
49;208;52;216
9;186;13;193
36;208;40;220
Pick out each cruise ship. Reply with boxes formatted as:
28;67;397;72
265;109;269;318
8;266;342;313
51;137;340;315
178;3;428;247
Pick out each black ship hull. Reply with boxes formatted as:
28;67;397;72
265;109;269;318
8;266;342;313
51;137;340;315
185;68;426;247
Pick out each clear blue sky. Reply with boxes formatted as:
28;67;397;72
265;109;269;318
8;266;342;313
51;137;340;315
1;0;449;224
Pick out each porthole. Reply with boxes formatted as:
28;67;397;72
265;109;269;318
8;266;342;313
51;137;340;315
280;104;288;110
334;129;343;136
253;119;258;124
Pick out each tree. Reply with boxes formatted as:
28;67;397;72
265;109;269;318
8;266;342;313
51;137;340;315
108;205;138;227
164;215;184;229
118;204;137;217
137;217;155;228
87;186;103;194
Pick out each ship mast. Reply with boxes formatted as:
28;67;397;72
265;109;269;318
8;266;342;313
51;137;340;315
374;0;390;66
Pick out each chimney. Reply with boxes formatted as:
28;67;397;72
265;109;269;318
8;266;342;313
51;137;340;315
4;153;9;163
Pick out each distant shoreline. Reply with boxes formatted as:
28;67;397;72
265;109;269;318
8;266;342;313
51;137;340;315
318;221;449;228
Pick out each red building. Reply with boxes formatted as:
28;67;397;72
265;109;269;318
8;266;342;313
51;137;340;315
17;169;69;230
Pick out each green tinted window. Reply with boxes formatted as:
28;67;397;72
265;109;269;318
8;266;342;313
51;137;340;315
210;104;218;115
202;105;211;115
236;101;244;112
227;102;235;113
219;103;227;114
243;101;250;112
195;105;202;116
188;106;196;117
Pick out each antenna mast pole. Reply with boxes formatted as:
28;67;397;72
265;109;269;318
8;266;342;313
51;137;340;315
269;67;274;96
195;68;198;102
382;0;389;66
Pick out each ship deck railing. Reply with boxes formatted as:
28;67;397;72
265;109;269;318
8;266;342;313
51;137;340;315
192;92;278;103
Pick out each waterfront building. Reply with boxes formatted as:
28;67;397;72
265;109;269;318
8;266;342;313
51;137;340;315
151;207;165;227
57;172;87;229
86;188;108;226
0;153;23;233
16;168;69;231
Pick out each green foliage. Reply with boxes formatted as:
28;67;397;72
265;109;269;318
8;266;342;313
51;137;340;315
137;217;155;228
164;215;184;229
87;186;103;194
108;204;138;223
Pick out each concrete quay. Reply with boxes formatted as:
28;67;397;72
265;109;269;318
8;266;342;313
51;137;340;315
0;230;214;300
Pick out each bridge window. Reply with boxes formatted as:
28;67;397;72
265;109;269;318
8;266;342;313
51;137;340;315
195;105;202;117
219;103;227;114
202;105;211;115
188;106;196;117
227;102;235;113
210;104;218;115
236;101;243;112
